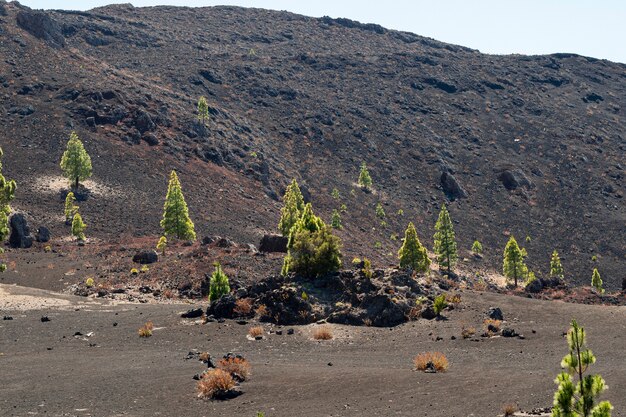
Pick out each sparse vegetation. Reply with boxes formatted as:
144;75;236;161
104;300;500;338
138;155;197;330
64;192;79;224
375;202;385;219
248;326;264;338
331;209;342;229
461;326;476;339
550;250;564;280
331;187;340;199
362;257;373;279
140;265;149;273
278;179;305;236
503;236;527;287
312;325;333;340
85;277;94;287
484;319;502;336
414;352;448;372
433;294;448;317
551;320;613;416
433;204;458;276
156;236;167;255
161;170;196;241
130;268;139;275
197;96;209;124
234;298;253;316
398;222;430;273
209;263;230;302
591;268;603;293
0;147;16;272
471;240;483;254
218;356;251;381
71;213;86;241
138;321;154;337
60;131;92;190
196;369;236;399
358;161;372;191
502;403;518;416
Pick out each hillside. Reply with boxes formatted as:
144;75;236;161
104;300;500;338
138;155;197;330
0;1;624;288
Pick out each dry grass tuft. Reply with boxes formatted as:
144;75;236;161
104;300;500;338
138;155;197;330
196;369;236;399
218;357;251;382
461;326;476;339
248;326;264;338
502;403;518;416
414;352;449;372
198;352;211;363
484;318;502;336
138;321;154;337
234;298;253;316
312;325;333;340
255;304;268;318
446;293;462;304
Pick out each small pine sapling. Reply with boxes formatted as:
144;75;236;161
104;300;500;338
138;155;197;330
375;202;385;219
64;192;79;224
197;96;209;124
471;240;483;254
71;213;86;241
209;263;230;302
433;294;448;317
331;209;342;229
160;171;196;241
433;204;458;277
398;222;430;273
503;236;526;287
591;268;603;293
60;131;92;190
156;236;167;255
331;188;340;199
550;250;564;280
358;162;372;191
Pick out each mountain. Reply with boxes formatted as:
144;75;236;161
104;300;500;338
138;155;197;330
0;2;624;288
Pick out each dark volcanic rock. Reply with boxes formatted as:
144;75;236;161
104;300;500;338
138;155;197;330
132;250;158;264
259;234;288;253
360;293;409;327
134;110;155;133
622;277;626;292
497;168;532;190
16;8;65;47
501;328;517;338
142;133;159;146
35;226;50;243
206;294;237;319
487;307;504;321
8;105;35;116
181;308;204;319
440;171;467;200
9;213;33;248
525;278;543;293
421;306;437;320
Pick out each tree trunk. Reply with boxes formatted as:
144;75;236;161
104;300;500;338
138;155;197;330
75;177;79;190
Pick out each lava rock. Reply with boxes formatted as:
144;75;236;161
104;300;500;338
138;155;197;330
583;93;603;103
501;328;517;338
622;277;626;292
134;109;155;133
16;9;65;48
497;168;532;190
421;306;438;320
35;226;50;243
215;237;236;248
181;308;204;319
525;278;544;293
206;294;237;319
360;293;409;327
41;316;50;322
132;250;158;264
142;133;159;146
259;234;288;253
440;171;467;200
9;213;34;248
487;307;504;321
8;105;35;116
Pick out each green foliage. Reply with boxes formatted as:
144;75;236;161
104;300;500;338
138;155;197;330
282;203;342;278
525;235;532;244
503;236;527;287
591;255;597;262
551;320;613;417
85;277;94;288
471;240;483;254
433;204;458;275
0;147;16;246
301;291;308;301
550;250;564;280
340;204;347;213
331;209;342;229
64;192;79;224
397;209;404;216
375;202;385;219
209;263;230;301
331;188;340;199
197;96;209;124
71;213;86;241
160;171;196;241
156;236;167;255
591;269;603;293
350;189;356;198
140;265;149;273
398;222;430;273
358;162;372;191
0;263;6;272
362;257;373;279
278;179;305;236
380;220;387;228
374;241;382;249
390;233;398;241
60;131;92;189
526;271;537;285
130;268;139;275
433;294;448;316
351;257;362;267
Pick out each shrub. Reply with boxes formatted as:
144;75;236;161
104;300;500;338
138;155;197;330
138;321;153;337
331;209;342;229
374;241;382;249
197;96;209;124
312;325;333;340
362;257;373;279
64;192;79;224
196;369;236;399
218;356;251;381
331;188;340;199
44;245;52;253
502;403;518;416
278;179;305;236
551;320;613;416
140;265;149;273
130;268;139;275
198;352;211;363
301;291;308;301
471;240;482;254
446;293;461;304
85;277;95;288
414;352;448;372
461;326;476;339
550;250;564;279
484;319;501;336
255;304;268;319
233;298;253;316
375;202;385;219
340;203;347;213
209;263;230;301
248;326;264;338
397;209;404;216
591;255;598;262
433;294;448;316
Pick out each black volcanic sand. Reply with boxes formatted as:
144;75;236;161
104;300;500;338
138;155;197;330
1;285;624;416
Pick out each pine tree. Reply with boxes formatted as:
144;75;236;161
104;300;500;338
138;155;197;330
331;188;340;199
331;209;342;229
551;320;613;417
282;203;341;278
160;170;196;241
591;269;603;293
471;240;483;254
503;236;526;287
64;192;79;225
375;202;385;219
156;236;167;255
71;213;86;241
358;162;372;191
398;222;430;273
197;96;209;124
278;179;305;236
60;131;92;190
209;263;230;302
0;147;16;272
550;250;564;280
433;204;458;276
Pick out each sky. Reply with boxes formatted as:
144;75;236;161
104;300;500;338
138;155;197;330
15;0;626;63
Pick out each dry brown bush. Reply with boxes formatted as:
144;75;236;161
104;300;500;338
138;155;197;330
502;403;518;416
414;352;449;372
312;325;333;340
461;326;476;339
138;321;154;337
248;326;264;338
234;298;253;316
218;357;251;382
484;318;502;336
196;369;236;399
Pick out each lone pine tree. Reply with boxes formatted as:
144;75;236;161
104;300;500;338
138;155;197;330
471;240;483;254
433;204;458;276
358;162;372;191
60;131;92;190
209;263;230;302
156;236;167;255
551;320;613;417
550;250;565;280
331;209;342;229
160;171;196;241
398;222;430;273
64;192;79;225
71;212;86;241
197;96;209;124
591;268;603;293
278;179;305;236
503;236;526;287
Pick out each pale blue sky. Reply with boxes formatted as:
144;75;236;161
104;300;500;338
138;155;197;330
16;0;626;63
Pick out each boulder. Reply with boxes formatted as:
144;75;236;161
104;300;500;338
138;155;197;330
9;213;33;248
440;171;467;200
360;293;409;327
420;306;437;320
132;250;158;264
134;110;155;133
181;308;204;319
215;237;236;248
259;234;288;253
8;105;35;116
487;307;504;321
256;286;313;325
142;133;159;146
35;226;50;243
525;278;544;293
497;168;532;190
501;328;517;338
206;294;237;319
16;9;65;48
